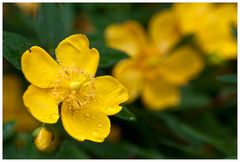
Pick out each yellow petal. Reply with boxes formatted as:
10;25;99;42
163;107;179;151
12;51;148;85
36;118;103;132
21;46;62;88
149;10;182;54
158;46;204;85
23;85;60;124
214;4;237;27
197;33;237;60
112;59;143;103
173;3;214;34
55;34;99;75
61;101;110;142
105;20;147;58
195;4;237;60
93;76;128;115
142;78;181;110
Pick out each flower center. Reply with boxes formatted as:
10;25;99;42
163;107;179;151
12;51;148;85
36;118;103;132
51;67;96;111
69;81;82;91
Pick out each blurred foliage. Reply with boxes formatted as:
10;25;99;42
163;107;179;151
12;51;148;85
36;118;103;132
3;3;237;159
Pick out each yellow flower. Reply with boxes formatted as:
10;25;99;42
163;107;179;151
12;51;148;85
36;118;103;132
21;34;128;142
105;13;204;110
3;74;40;132
173;3;214;35
15;3;39;16
174;3;237;60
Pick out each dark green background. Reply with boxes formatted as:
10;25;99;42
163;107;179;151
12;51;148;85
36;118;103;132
3;3;237;159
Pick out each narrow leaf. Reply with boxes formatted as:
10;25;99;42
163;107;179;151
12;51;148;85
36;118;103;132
3;31;33;70
35;4;74;50
115;106;137;122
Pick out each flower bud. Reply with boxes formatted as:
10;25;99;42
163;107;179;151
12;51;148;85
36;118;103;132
33;127;54;151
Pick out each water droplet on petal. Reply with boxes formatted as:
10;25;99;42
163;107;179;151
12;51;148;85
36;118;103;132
91;116;96;120
84;113;90;118
107;107;113;111
98;124;102;128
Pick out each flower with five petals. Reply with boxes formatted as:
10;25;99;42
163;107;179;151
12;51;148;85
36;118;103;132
22;34;128;142
105;12;204;110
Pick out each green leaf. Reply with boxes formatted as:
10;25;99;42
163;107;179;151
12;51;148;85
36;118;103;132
3;4;38;39
158;113;210;143
231;25;237;40
35;3;74;50
3;120;16;141
114;106;137;122
177;86;211;110
4;132;45;159
216;74;237;84
157;138;206;158
121;142;164;158
156;113;236;156
3;31;33;70
55;140;90;159
99;47;128;68
79;141;163;158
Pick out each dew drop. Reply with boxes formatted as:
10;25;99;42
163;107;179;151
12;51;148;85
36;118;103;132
129;117;134;120
98;124;102;128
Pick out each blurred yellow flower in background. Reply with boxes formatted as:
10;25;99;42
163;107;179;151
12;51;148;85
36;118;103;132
174;3;237;60
21;34;128;142
15;3;39;16
105;11;204;110
3;74;40;132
